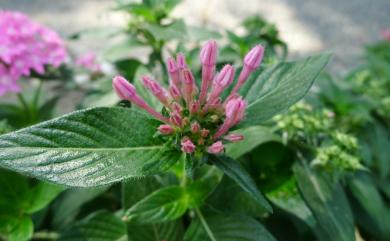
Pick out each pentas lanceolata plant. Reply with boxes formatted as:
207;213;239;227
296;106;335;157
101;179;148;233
0;11;67;95
113;40;264;155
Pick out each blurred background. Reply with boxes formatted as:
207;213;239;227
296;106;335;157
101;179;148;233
2;0;390;71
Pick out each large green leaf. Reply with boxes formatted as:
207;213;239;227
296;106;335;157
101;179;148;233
348;172;390;240
0;107;181;187
122;177;184;241
0;215;33;241
209;155;272;212
184;213;277;241
124;182;208;224
51;186;109;229
225;126;280;159
241;54;331;126
25;182;64;214
58;211;127;241
294;163;355;241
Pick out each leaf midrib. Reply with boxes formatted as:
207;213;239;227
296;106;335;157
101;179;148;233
0;145;164;152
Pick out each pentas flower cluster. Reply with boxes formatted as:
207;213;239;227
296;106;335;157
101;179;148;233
113;40;264;155
0;11;67;95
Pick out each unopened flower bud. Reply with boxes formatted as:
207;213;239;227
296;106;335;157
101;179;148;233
191;122;200;133
169;84;181;101
112;75;169;123
230;44;265;96
171;102;182;113
225;97;247;125
244;45;264;70
207;141;224;154
170;111;182;127
199;40;218;103
200;128;210;138
158;124;174;135
224;134;244;142
176;53;187;69
142;76;169;106
112;75;136;100
189;100;200;114
181;139;196;153
167;57;180;87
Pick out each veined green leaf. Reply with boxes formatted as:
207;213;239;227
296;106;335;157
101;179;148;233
184;213;277;241
58;211;127;241
209;155;272;212
241;54;331;126
294;163;355;241
0;107;181;187
124;181;208;224
225;126;280;159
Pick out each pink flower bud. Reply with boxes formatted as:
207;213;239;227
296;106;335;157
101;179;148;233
169;83;181;101
200;128;210;138
170;111;182;127
171;102;182;113
224;134;244;142
181;139;196;153
207;141;224;154
176;53;187;69
200;40;218;66
190;122;200;133
112;75;136;100
199;40;218;103
182;68;197;104
189;100;200;114
244;44;265;70
208;65;235;103
142;76;170;106
112;75;169;123
158;124;174;135
167;57;180;87
229;44;265;96
225;97;247;125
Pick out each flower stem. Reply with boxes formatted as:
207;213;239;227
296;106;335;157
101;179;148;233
32;231;59;240
17;93;31;119
194;208;217;241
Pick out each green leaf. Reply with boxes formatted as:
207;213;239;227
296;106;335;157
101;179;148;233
209;155;272;212
2;216;33;241
122;177;184;241
25;182;64;214
225;126;280;159
0;107;181;187
51;186;109;229
184;213;277;241
144;20;187;41
58;211;127;241
0;169;29;213
124;181;205;224
293;163;355;241
348;172;390;240
241;54;331;126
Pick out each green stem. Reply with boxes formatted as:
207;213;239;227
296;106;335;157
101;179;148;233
195;208;217;241
32;231;59;240
17;93;31;119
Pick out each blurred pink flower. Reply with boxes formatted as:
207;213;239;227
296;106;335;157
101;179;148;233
75;52;101;72
0;11;67;95
381;29;390;42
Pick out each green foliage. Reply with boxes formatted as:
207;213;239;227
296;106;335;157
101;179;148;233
242;54;331;126
0;107;181;187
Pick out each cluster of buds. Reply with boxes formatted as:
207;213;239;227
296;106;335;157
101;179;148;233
113;40;264;155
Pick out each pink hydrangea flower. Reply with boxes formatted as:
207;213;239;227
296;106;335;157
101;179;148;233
113;40;265;155
0;11;67;95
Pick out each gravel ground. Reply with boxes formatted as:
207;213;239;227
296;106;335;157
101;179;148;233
1;0;390;111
